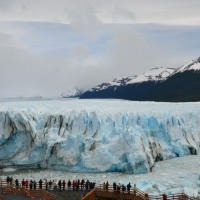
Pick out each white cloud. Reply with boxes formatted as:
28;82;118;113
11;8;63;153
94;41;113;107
0;0;200;25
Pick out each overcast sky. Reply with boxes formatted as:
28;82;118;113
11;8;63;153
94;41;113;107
0;0;200;97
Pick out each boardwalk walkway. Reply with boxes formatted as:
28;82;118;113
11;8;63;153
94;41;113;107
82;185;197;200
0;179;197;200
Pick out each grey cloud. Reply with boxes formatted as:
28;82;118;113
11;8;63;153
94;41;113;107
0;30;105;97
0;22;199;98
0;0;200;25
0;32;17;46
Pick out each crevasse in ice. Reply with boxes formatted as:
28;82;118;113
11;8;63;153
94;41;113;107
0;99;199;174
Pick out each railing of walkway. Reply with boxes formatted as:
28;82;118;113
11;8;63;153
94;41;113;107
82;184;197;200
0;178;197;200
82;188;96;200
0;179;56;200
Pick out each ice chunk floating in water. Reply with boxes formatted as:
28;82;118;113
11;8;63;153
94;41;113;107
0;99;200;174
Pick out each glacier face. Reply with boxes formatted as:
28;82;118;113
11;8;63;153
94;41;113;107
0;99;200;174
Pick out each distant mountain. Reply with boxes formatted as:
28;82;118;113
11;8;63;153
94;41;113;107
61;87;85;98
80;57;200;102
90;76;136;92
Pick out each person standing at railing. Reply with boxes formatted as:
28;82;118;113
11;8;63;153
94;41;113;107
39;179;43;189
81;179;85;189
113;182;116;191
62;180;66;191
127;182;131;193
15;179;19;190
25;180;29;189
33;180;37;189
22;179;25;188
72;180;76;191
53;180;57;191
90;182;95;189
29;180;33;190
106;181;109;191
122;184;126;193
145;193;149;200
10;177;13;186
103;182;106;190
117;183;121;191
77;179;80;191
6;176;9;185
58;180;62;191
48;180;52;190
162;193;167;200
45;179;48;190
67;179;71;190
85;180;89;191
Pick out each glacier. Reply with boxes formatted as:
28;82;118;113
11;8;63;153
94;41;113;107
0;99;200;174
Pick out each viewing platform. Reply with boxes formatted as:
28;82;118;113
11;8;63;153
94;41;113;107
0;179;197;200
82;184;196;200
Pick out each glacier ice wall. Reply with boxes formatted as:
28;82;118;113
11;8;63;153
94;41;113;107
0;100;200;174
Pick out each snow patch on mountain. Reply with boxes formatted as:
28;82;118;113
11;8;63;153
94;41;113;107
176;57;200;73
90;76;136;91
61;87;85;98
127;67;176;84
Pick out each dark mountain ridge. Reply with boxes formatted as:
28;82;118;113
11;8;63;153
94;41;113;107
80;57;200;102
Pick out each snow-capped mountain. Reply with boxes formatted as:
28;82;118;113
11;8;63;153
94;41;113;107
80;56;200;102
89;68;175;93
90;76;136;91
127;67;176;84
61;87;85;98
176;57;200;73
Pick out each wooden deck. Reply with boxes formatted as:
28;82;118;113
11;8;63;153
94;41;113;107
0;179;197;200
0;179;56;200
82;185;196;200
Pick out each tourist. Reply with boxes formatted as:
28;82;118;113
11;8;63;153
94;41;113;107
127;182;131;192
29;180;33;190
103;182;106;190
67;179;71;190
117;183;121;191
22;179;25;188
10;177;13;186
58;180;62;191
113;182;116;191
33;180;37;189
81;179;85;189
53;180;57;191
105;181;109;191
85;180;89;191
72;180;76;191
122;184;126;193
15;179;19;190
62;180;66;191
39;179;43;189
49;180;52;190
25;180;29;189
45;179;48;190
6;176;9;185
77;179;80;190
162;193;167;200
91;182;95;189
